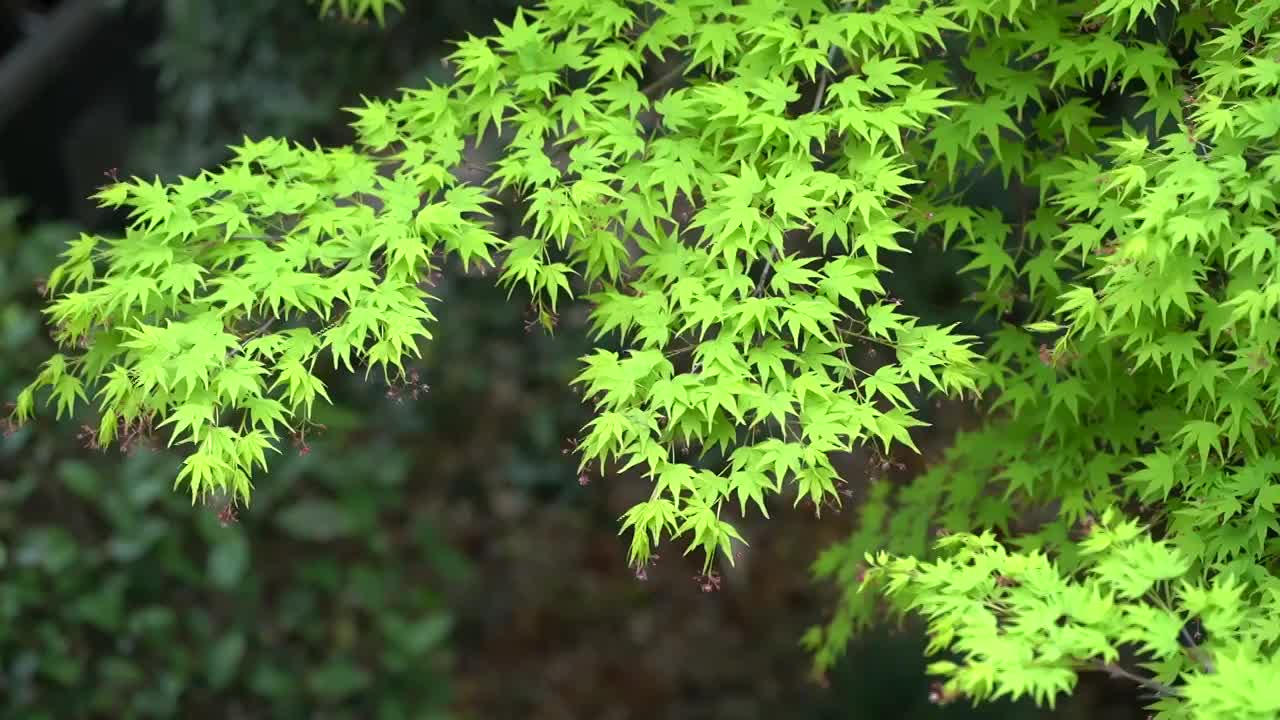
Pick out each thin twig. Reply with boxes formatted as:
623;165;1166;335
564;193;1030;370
1082;659;1182;699
754;42;843;298
641;58;693;99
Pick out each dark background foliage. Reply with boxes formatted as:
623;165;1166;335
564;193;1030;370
0;2;1145;718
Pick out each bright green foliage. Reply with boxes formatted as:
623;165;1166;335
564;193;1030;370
1;200;457;717
855;511;1280;718
309;0;404;25
14;0;1280;716
16;0;984;574
798;0;1280;716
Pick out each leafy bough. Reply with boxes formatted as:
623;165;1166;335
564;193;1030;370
29;0;1280;715
11;1;982;582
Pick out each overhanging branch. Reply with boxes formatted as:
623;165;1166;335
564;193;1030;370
0;0;110;131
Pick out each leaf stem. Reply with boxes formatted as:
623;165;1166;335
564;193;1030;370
755;37;844;298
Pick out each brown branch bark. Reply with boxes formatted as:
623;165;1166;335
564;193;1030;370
0;0;111;131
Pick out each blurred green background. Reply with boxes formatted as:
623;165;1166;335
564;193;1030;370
0;2;1146;718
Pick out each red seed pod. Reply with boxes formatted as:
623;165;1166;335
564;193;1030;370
1039;343;1055;367
1079;514;1095;535
217;503;239;527
928;681;958;706
693;572;722;593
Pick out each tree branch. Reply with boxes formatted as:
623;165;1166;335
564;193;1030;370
0;0;110;131
754;43;842;298
1082;659;1182;699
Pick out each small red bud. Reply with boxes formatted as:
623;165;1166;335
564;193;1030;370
217;503;238;527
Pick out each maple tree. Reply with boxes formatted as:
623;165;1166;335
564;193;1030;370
11;0;1280;716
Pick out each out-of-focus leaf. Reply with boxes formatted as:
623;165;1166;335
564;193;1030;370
15;527;77;573
207;532;250;588
401;615;452;655
275;498;352;541
207;632;247;689
57;459;99;499
306;660;371;700
71;574;126;631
